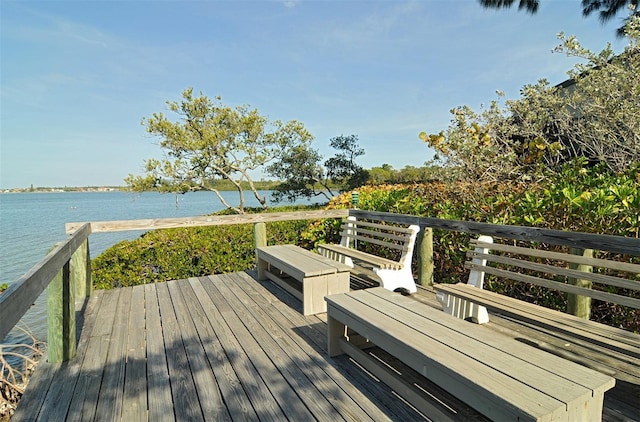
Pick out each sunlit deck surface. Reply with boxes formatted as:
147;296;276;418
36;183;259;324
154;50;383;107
14;272;639;421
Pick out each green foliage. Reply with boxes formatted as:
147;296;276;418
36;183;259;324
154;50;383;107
0;283;8;293
367;164;442;184
126;88;314;214
267;143;332;202
324;135;369;190
549;24;640;171
268;133;367;203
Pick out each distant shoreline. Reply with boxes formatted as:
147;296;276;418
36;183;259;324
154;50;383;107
1;186;125;194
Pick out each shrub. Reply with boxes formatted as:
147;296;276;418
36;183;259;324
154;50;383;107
92;205;320;289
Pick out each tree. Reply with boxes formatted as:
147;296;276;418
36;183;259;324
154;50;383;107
479;0;639;35
267;134;367;202
265;143;333;202
368;164;396;184
324;135;369;191
420;15;640;180
546;21;640;169
126;88;314;214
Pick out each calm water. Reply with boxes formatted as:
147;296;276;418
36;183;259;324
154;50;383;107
0;190;314;347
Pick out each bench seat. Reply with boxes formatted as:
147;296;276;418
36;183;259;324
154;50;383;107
435;283;640;384
326;287;615;421
257;244;350;315
434;236;640;391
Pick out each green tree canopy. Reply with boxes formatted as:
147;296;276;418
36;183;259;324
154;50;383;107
267;134;367;202
126;88;314;214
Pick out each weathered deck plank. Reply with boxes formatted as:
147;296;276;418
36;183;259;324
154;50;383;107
143;282;174;421
183;277;257;419
155;281;203;421
167;279;231;421
200;275;302;421
122;284;147;421
94;285;131;422
214;273;370;421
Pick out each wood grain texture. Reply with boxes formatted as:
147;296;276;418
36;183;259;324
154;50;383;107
326;287;615;421
65;209;349;233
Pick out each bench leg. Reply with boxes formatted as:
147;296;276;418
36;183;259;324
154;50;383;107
257;256;268;281
327;313;346;357
436;291;489;324
302;275;328;316
374;268;417;294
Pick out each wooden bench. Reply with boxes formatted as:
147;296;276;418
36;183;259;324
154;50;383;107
326;287;615;421
256;244;351;315
317;217;420;293
434;236;640;387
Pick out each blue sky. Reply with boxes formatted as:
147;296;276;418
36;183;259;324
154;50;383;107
0;0;628;189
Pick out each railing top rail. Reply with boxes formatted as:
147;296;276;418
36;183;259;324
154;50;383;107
349;210;640;256
0;223;92;341
66;209;349;234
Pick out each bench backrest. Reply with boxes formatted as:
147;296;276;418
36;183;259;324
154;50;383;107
340;217;420;266
467;237;640;310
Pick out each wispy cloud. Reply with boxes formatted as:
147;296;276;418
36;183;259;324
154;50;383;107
4;4;109;49
283;0;299;9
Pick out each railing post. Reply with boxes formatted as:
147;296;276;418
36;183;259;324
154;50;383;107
568;247;593;320
417;227;434;286
71;238;92;300
254;221;267;249
47;258;76;363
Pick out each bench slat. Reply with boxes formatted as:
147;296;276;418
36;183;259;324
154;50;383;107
257;245;346;279
435;283;640;355
364;288;617;392
466;262;640;310
342;220;415;234
327;288;614;421
470;240;640;274
321;218;419;293
339;231;407;251
318;244;402;270
468;251;640;291
342;224;411;242
327;295;567;420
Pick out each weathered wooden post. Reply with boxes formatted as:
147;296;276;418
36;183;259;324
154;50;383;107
568;247;593;320
254;221;267;250
417;227;434;286
71;238;92;300
47;257;76;363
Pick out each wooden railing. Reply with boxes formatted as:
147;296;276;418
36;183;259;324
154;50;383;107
2;208;638;363
0;223;92;362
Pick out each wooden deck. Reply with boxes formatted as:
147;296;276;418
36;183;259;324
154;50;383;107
14;272;487;421
12;272;640;421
